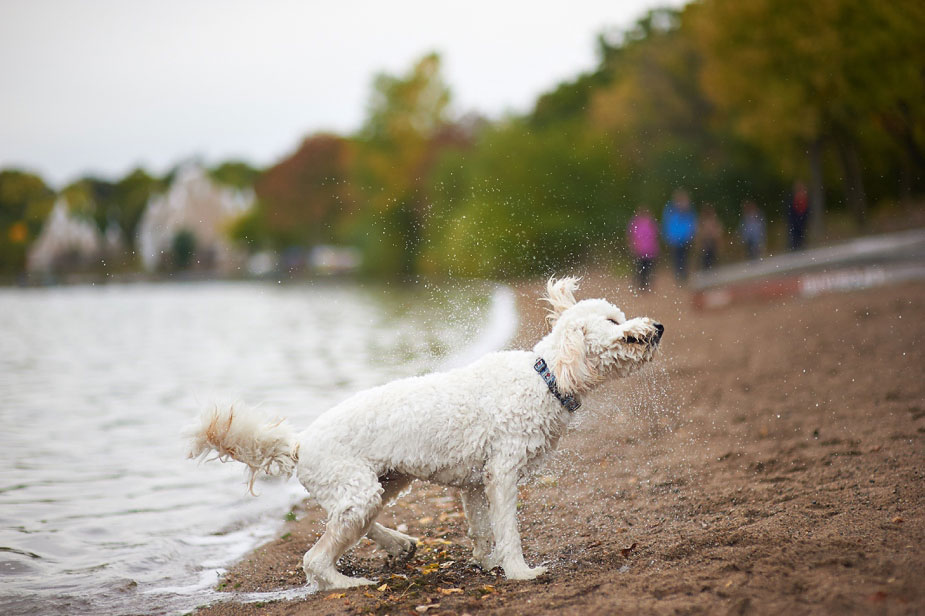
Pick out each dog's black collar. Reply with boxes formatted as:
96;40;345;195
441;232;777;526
534;358;581;412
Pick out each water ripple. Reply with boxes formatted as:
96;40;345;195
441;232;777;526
0;280;510;616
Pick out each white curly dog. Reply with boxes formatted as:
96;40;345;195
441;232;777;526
186;277;663;590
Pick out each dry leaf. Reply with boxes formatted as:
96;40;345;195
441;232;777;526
621;542;638;557
439;560;456;569
438;587;464;595
377;583;389;592
415;604;440;613
325;592;346;600
892;516;904;524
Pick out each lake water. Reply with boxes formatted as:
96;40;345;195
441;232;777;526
0;280;516;615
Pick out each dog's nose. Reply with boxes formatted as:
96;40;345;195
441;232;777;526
654;322;664;341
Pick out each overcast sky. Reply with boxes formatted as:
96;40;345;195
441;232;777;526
0;0;681;187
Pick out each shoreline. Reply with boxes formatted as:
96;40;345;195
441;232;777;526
193;274;924;616
163;281;519;613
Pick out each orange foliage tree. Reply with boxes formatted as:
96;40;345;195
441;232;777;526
253;134;356;248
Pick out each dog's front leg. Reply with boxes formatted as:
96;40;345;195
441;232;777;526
484;472;547;580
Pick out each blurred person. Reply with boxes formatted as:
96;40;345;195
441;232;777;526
788;180;809;250
661;188;697;283
626;206;659;290
740;200;766;260
697;204;723;271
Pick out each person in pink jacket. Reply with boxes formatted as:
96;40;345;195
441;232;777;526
626;207;660;290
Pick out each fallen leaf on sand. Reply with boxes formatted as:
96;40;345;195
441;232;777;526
420;562;440;575
479;584;497;595
892;516;904;524
377;583;389;592
438;587;464;595
325;592;346;600
415;604;440;613
621;542;638;557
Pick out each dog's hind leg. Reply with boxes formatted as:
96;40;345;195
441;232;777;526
300;464;383;590
485;470;547;580
365;473;417;561
461;486;498;570
367;523;417;561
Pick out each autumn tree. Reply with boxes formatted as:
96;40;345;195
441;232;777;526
252;134;354;248
352;52;452;276
690;0;925;233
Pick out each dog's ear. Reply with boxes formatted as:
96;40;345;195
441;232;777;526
543;276;580;327
551;320;588;395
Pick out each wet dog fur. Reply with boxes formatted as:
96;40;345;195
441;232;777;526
186;277;663;589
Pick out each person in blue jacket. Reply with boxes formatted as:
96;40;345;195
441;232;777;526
662;188;697;283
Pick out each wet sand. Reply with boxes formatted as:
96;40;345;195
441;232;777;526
192;275;924;615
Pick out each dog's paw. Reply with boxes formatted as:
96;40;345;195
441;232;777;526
386;537;417;562
503;564;548;580
312;572;378;590
339;575;378;589
469;556;500;572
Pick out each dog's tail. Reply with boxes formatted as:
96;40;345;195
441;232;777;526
185;405;299;494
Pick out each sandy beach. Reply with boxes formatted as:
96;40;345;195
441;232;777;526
191;274;924;616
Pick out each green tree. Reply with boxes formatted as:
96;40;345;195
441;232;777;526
588;7;784;228
691;0;925;231
171;228;196;269
110;168;163;242
61;178;106;226
421;120;619;278
353;52;452;276
210;161;260;190
61;170;164;243
0;170;55;273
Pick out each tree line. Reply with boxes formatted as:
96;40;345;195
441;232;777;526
2;1;922;278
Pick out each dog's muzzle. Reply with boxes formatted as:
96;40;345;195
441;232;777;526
626;322;664;346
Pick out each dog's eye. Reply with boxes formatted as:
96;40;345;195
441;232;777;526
624;335;640;344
